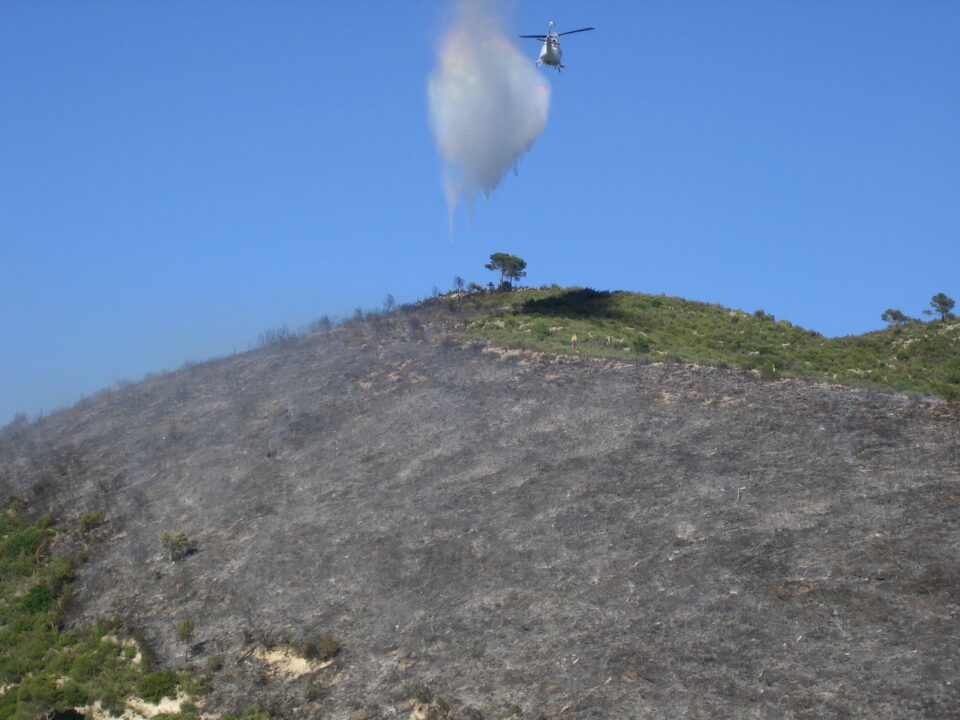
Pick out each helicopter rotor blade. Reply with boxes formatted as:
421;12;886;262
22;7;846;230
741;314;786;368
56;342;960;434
519;34;547;39
557;27;595;36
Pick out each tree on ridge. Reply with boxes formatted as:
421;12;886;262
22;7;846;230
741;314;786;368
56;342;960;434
484;253;527;290
929;293;955;321
881;309;910;326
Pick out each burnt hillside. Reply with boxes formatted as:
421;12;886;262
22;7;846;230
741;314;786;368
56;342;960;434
2;314;959;719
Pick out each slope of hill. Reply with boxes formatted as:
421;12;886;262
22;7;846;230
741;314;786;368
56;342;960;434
1;295;959;719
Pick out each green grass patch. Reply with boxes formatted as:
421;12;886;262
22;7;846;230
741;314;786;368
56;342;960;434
455;286;960;399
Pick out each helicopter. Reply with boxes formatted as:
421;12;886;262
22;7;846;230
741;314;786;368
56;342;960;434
519;21;594;72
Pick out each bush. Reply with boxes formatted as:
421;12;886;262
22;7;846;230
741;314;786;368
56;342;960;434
256;325;294;347
317;634;341;660
176;619;195;643
78;510;105;534
68;654;98;682
160;532;197;562
308;315;333;333
300;634;342;660
48;557;76;589
61;680;88;708
2;526;48;559
938;383;960;401
204;655;224;674
137;670;179;703
15;674;63;713
20;584;54;614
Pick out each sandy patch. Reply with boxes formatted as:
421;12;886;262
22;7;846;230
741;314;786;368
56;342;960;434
252;646;332;678
80;692;197;720
125;692;187;718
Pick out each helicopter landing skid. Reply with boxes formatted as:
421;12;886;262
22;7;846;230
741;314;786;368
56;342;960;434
535;60;563;72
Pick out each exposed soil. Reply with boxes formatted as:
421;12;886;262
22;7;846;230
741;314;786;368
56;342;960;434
2;318;959;718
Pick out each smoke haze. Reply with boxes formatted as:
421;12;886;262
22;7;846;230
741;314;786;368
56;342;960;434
428;0;550;230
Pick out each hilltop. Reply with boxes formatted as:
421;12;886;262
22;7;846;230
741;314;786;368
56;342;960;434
450;286;960;400
1;288;959;719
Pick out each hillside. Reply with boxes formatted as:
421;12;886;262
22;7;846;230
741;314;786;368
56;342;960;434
1;293;959;719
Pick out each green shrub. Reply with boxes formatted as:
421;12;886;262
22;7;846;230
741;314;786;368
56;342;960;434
79;510;105;534
180;699;199;713
2;526;47;559
20;584;54;614
69;654;98;682
160;532;197;561
317;634;341;660
15;674;63;713
532;322;550;340
299;634;341;661
176;619;195;643
138;669;179;703
2;496;27;516
99;690;126;717
938;383;960;401
60;680;88;707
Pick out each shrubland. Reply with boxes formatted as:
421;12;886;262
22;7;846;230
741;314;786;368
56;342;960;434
0;504;201;720
445;286;960;399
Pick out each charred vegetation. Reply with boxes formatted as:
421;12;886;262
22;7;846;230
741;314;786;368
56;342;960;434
1;295;959;718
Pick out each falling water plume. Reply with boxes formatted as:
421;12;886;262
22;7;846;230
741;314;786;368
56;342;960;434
428;0;550;232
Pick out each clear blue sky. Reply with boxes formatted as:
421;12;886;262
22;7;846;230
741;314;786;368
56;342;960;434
2;1;958;424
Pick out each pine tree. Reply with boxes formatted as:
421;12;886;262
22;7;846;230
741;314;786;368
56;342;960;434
484;253;527;290
930;293;956;321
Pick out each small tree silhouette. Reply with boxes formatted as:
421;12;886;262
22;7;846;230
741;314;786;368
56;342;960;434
453;276;465;308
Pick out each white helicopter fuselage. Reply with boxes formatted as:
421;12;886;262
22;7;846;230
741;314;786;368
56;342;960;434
537;36;562;67
521;21;592;71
